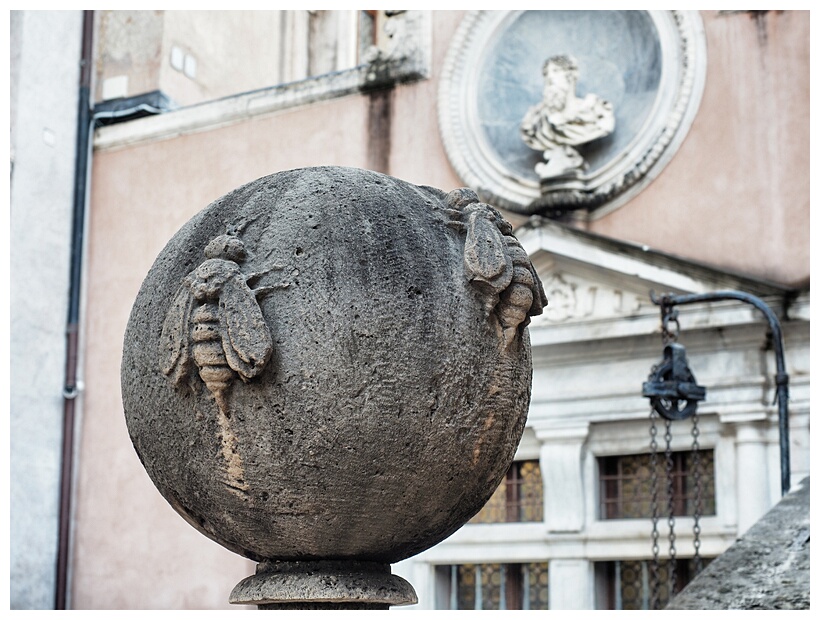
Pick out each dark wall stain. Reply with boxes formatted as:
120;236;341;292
367;87;393;174
718;10;786;48
750;10;770;47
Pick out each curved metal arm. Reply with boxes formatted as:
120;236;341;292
650;290;791;496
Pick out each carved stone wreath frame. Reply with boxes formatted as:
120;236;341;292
438;11;707;218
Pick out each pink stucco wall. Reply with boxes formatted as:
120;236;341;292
591;10;809;286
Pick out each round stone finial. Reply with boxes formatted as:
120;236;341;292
121;166;546;607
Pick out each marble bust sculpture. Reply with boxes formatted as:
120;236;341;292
520;54;615;181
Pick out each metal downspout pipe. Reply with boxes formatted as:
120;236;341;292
56;9;94;611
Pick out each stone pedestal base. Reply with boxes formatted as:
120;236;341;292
229;560;418;609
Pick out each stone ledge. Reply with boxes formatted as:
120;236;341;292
667;476;809;610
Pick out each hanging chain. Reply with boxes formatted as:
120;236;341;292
691;412;703;575
664;418;677;598
649;409;661;610
649;296;706;607
650;296;676;609
660;301;679;345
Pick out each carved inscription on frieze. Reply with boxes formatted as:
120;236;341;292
533;272;643;324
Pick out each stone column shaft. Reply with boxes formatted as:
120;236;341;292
548;559;593;610
534;424;590;533
734;421;770;535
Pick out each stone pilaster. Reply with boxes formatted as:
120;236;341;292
534;423;590;533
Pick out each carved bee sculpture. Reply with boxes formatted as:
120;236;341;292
446;188;547;348
160;233;286;411
159;233;288;493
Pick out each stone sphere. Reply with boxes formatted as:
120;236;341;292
122;166;542;564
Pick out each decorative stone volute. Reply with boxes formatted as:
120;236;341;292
121;166;546;608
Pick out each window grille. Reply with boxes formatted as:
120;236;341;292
598;450;715;519
595;558;712;609
469;460;543;524
436;562;549;610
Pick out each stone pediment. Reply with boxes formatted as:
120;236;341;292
515;219;795;343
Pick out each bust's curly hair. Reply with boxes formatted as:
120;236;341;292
543;54;579;76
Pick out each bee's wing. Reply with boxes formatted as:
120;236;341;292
464;210;513;294
220;276;273;381
159;279;194;387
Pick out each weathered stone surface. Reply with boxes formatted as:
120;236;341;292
230;560;416;608
121;167;544;576
667;477;810;610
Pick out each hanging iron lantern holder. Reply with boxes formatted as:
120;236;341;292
643;341;707;421
647;290;791;497
642;290;791;609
